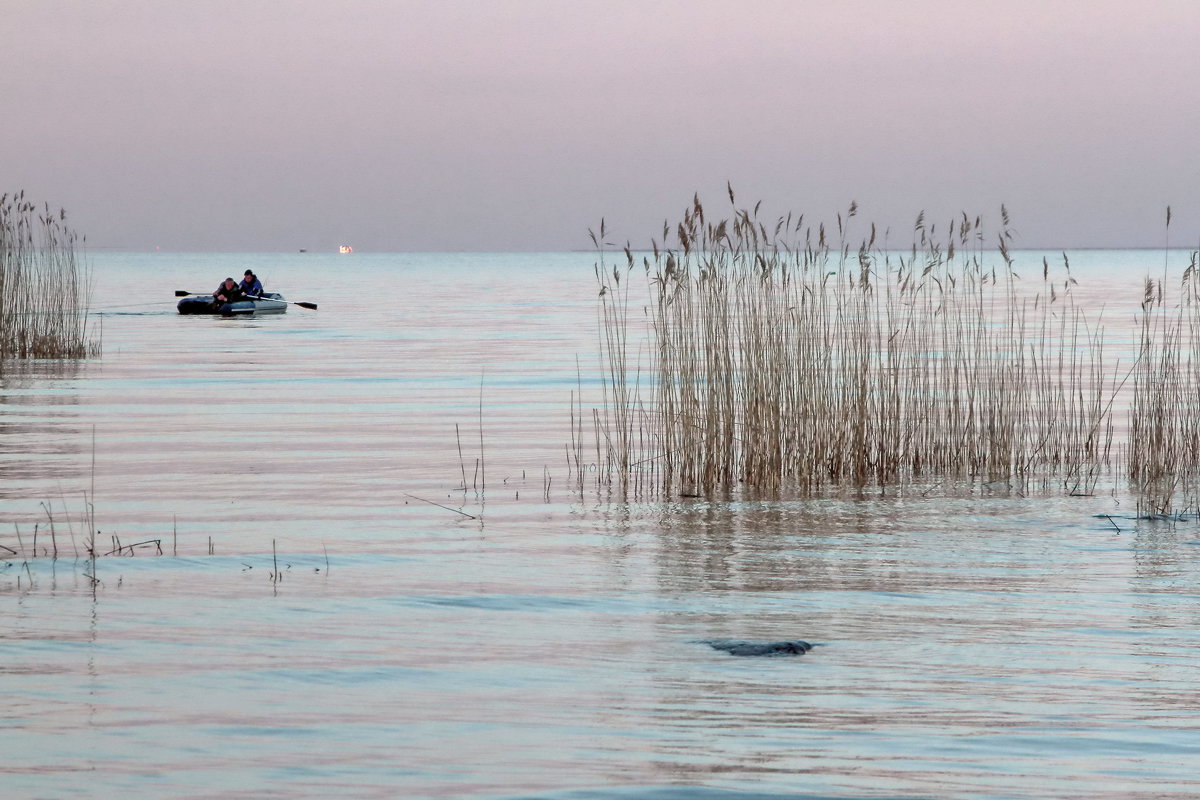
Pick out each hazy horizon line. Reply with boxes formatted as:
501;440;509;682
81;243;1200;255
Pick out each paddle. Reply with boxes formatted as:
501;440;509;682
175;290;317;310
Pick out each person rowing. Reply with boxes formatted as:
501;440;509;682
213;277;244;307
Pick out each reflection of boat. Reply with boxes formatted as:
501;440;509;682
177;292;289;315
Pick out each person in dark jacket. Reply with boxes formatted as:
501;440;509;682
213;277;243;306
239;269;264;297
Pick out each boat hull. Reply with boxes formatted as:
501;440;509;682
177;293;288;315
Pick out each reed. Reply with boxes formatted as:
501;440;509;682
0;190;99;363
589;191;1116;500
1127;248;1200;518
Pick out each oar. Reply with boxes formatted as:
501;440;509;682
174;290;317;310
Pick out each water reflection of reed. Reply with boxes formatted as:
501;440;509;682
1129;523;1200;600
650;496;1061;597
589;192;1200;517
0;360;85;495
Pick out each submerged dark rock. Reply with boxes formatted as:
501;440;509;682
704;639;813;657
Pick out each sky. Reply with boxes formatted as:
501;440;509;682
3;0;1200;252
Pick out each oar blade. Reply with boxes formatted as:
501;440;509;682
175;290;192;296
295;301;318;310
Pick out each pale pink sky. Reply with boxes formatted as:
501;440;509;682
4;0;1199;251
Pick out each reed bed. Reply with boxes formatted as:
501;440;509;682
588;191;1118;501
0;190;98;363
1127;248;1200;518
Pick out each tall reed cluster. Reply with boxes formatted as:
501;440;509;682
1127;246;1200;517
0;190;98;363
587;191;1115;499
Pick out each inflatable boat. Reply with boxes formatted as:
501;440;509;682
177;292;289;315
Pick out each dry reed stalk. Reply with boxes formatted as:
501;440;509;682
0;191;99;364
1126;249;1200;518
590;192;1119;501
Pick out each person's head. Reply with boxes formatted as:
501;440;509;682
244;269;255;280
224;277;236;288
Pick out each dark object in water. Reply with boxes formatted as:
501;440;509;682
705;639;813;657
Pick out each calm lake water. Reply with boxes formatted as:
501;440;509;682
3;250;1200;799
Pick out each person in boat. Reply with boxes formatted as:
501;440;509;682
213;277;244;306
239;269;264;297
